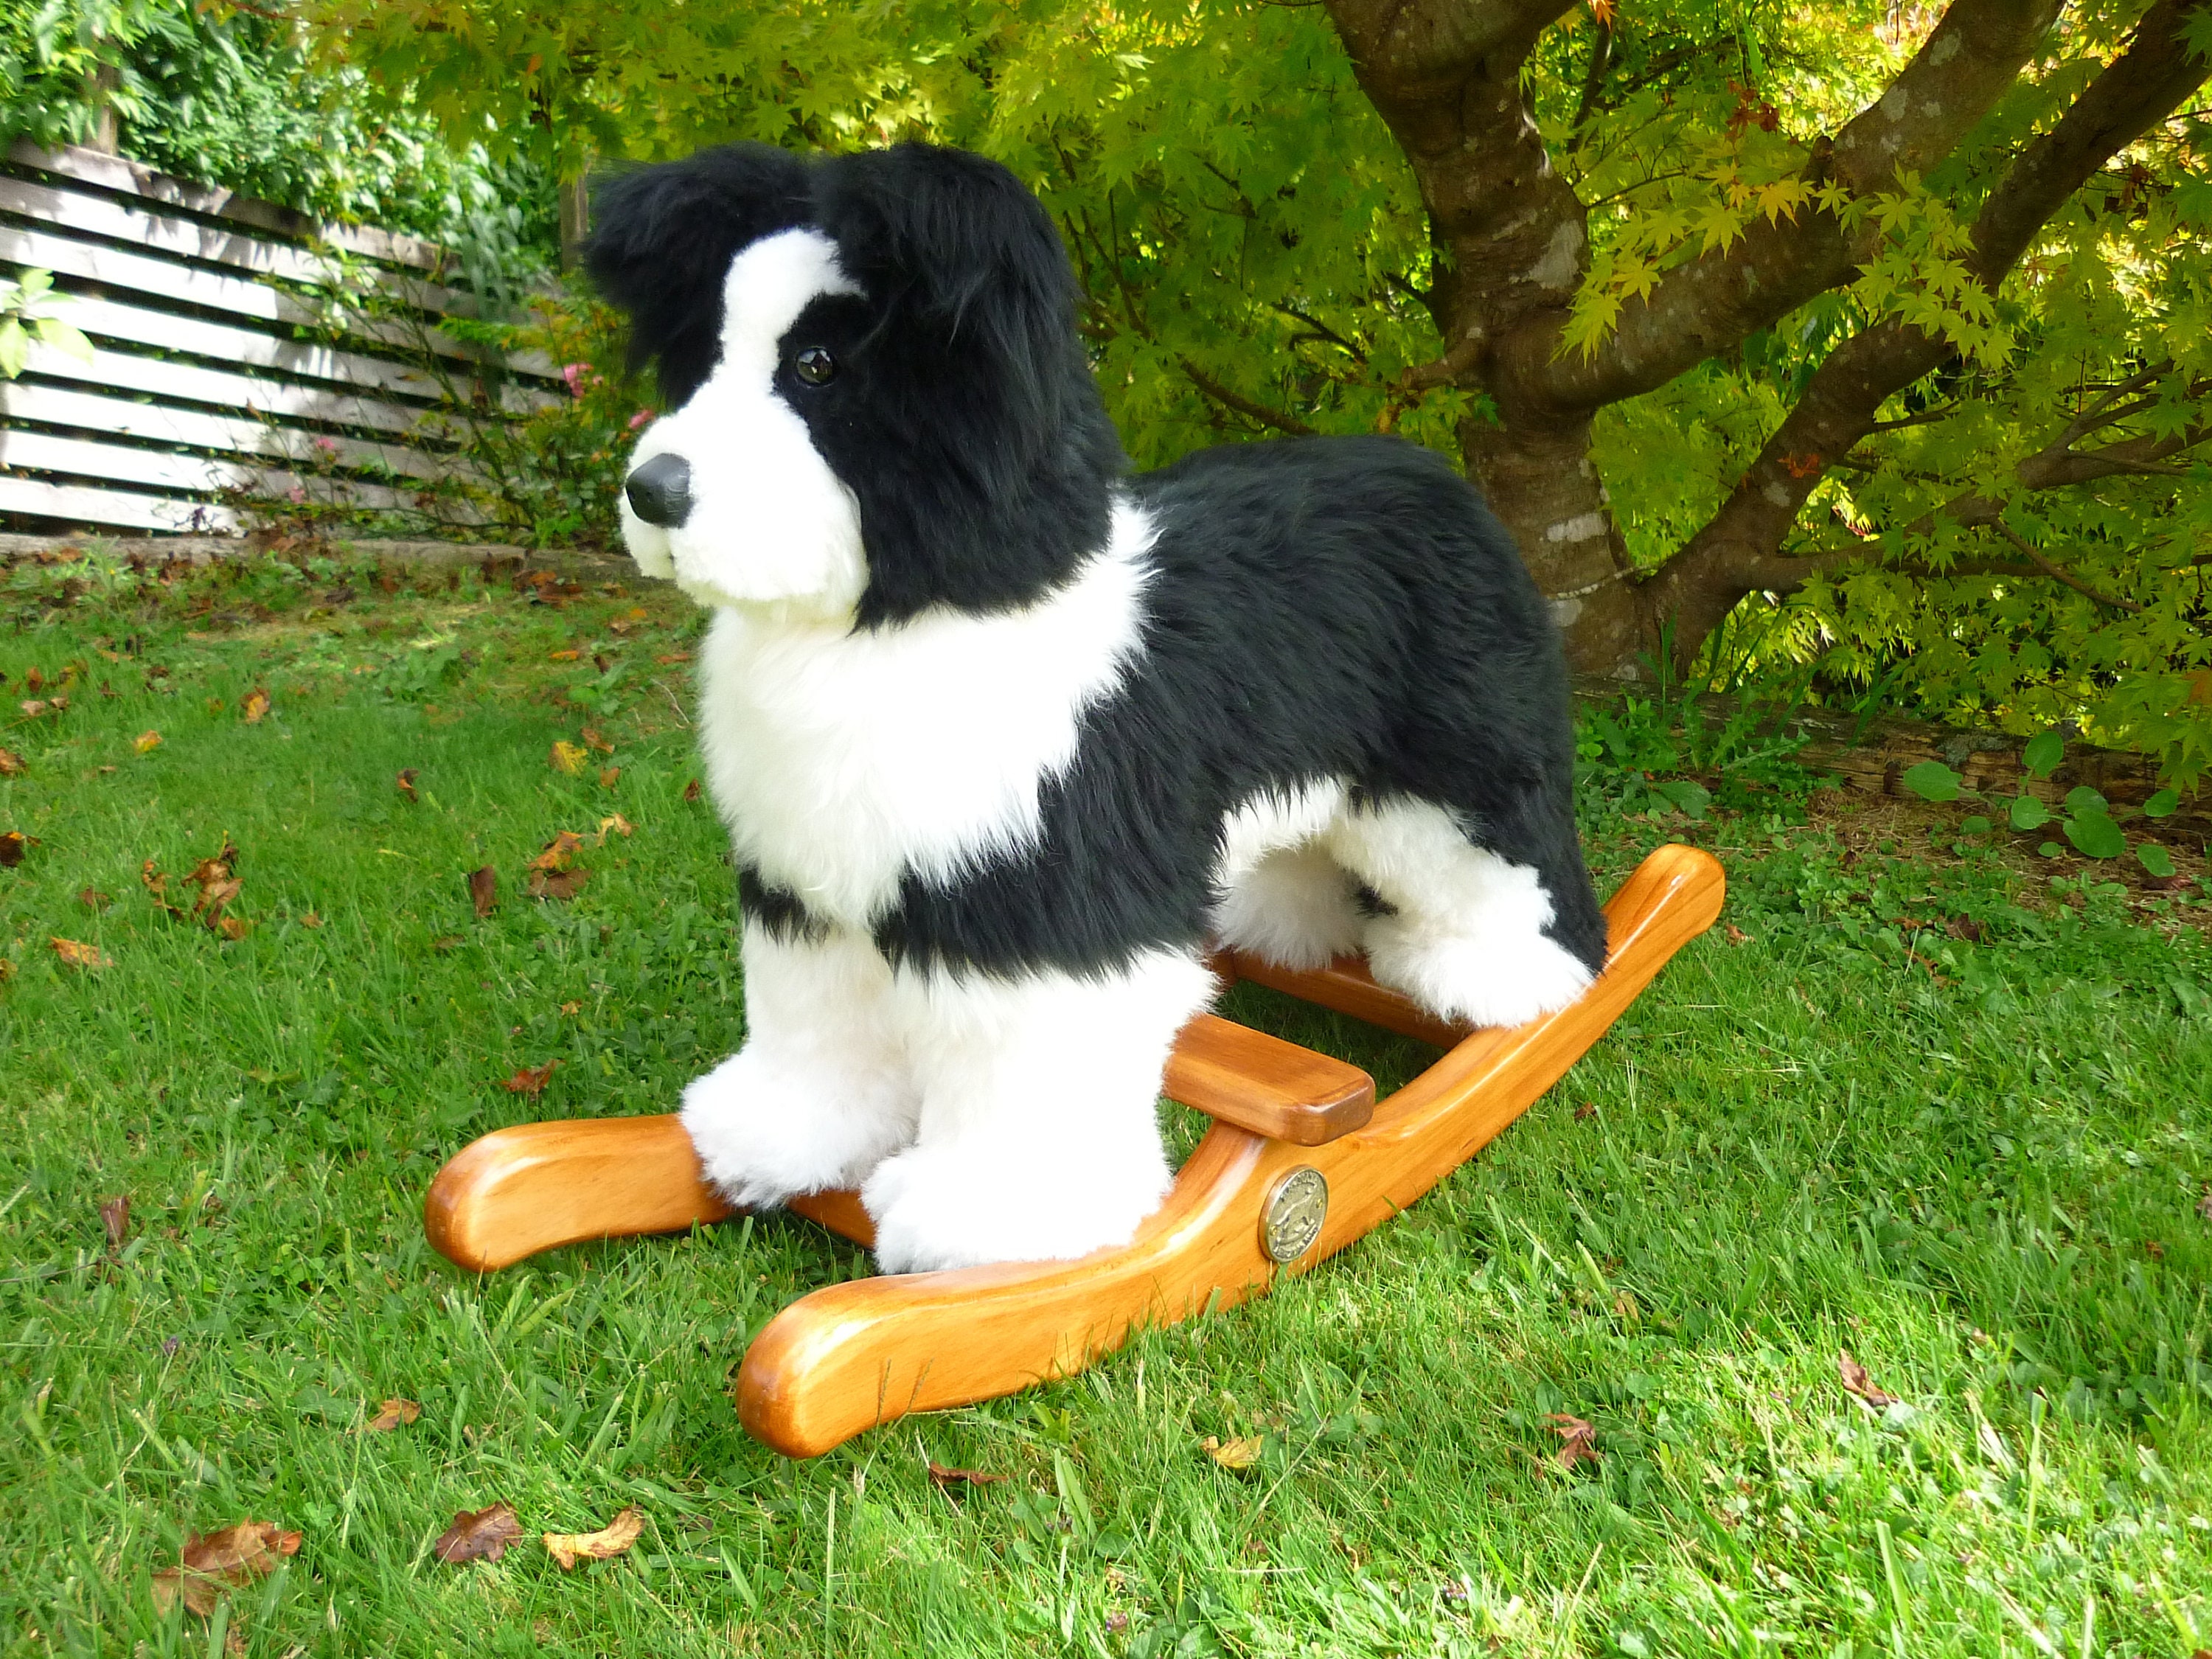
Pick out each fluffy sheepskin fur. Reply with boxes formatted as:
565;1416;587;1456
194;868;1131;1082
585;142;1607;1274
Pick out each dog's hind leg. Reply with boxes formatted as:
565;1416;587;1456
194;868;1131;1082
860;948;1217;1273
681;922;919;1210
1324;790;1604;1030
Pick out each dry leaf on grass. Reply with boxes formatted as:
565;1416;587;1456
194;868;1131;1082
543;1506;644;1569
434;1503;522;1565
549;740;588;776
467;866;497;919
241;688;271;725
431;934;463;952
0;958;13;983
100;1194;130;1251
1723;924;1750;945
0;830;24;867
1200;1435;1264;1470
363;1398;421;1433
503;1060;557;1096
1543;1414;1601;1473
1574;1102;1597;1121
594;814;633;845
529;832;585;872
580;726;614;754
150;1520;302;1618
1838;1351;1898;1409
655;652;691;666
549;648;581;663
926;1463;1009;1489
20;699;49;718
683;778;701;803
395;768;418;802
79;887;111;910
52;936;111;969
599;766;620;788
529;866;588;900
299;911;322;928
0;746;23;776
133;730;161;754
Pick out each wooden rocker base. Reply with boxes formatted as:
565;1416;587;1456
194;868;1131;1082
425;844;1723;1457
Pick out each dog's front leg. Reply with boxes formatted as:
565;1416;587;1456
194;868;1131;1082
681;922;918;1209
861;949;1217;1273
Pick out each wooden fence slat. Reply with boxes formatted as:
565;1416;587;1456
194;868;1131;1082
1;380;456;480
0;171;481;319
10;139;447;274
52;291;566;412
0;224;560;379
0;471;243;533
0;427;419;513
22;341;450;443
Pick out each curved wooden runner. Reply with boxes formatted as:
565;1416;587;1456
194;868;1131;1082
424;844;1724;1458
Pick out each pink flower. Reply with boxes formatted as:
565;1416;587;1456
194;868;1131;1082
286;487;307;504
313;435;338;453
627;409;652;431
561;361;589;396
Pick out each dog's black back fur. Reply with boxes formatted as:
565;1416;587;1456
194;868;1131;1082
591;144;1607;987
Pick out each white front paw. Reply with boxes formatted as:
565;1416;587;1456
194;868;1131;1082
681;1048;916;1210
1363;917;1595;1029
860;1135;1172;1274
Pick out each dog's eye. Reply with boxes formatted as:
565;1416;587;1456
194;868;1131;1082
792;347;838;387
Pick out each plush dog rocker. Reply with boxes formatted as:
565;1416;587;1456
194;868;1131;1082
582;142;1607;1275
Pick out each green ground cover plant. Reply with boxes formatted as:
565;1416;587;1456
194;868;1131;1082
2;549;2211;1658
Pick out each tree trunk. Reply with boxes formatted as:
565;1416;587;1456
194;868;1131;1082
558;170;591;274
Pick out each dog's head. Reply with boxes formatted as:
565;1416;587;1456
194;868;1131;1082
585;143;1121;625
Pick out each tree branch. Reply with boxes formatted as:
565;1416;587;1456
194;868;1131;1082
1638;0;2212;659
1506;0;2064;414
1988;521;2144;612
1178;359;1318;436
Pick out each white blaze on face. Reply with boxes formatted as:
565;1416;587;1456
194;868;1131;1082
619;229;866;615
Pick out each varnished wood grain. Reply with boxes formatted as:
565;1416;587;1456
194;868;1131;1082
424;1005;1376;1270
1214;949;1473;1048
738;845;1723;1456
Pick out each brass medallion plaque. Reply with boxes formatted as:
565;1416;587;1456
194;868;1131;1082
1260;1167;1328;1264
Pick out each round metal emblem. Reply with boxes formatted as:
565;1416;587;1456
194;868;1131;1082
1261;1167;1328;1264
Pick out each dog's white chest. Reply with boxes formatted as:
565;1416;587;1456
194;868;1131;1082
694;508;1154;929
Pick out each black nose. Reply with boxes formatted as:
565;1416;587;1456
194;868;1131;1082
625;453;692;528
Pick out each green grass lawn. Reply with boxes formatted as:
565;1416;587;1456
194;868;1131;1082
4;546;2212;1659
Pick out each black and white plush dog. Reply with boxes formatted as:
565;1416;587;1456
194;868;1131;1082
585;142;1607;1274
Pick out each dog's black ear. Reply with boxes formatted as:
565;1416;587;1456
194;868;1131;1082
584;145;813;406
812;144;1123;622
815;144;1082;432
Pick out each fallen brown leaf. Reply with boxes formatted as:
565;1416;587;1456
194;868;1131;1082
0;830;24;867
529;867;589;901
79;887;111;910
1838;1350;1898;1410
1723;924;1750;945
502;1060;557;1096
581;726;614;754
51;936;111;969
142;860;186;919
0;957;13;983
594;813;633;845
549;648;581;662
655;652;691;665
529;832;585;872
549;740;588;775
100;1194;129;1251
1947;915;1984;943
364;1398;421;1433
683;778;701;802
599;766;620;788
543;1506;645;1569
927;1463;1009;1489
431;934;464;951
150;1520;302;1618
0;746;22;776
467;866;497;919
1200;1434;1264;1470
133;730;161;754
215;916;248;941
20;699;48;718
1574;1102;1597;1121
395;768;418;801
242;688;271;725
23;667;41;694
434;1503;522;1565
1543;1413;1600;1473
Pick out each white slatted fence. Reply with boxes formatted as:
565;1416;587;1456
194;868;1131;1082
0;139;563;535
